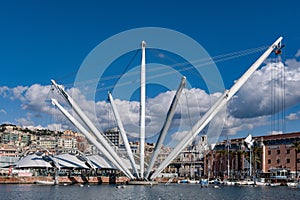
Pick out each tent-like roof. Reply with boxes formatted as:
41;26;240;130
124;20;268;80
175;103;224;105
13;153;137;171
121;157;140;170
54;153;90;169
87;154;114;169
14;153;53;168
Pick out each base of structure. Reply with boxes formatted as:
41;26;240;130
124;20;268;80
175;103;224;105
127;180;158;185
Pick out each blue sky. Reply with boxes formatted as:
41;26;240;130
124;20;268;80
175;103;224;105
0;0;300;143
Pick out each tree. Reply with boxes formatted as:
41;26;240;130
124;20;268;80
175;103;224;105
292;140;300;180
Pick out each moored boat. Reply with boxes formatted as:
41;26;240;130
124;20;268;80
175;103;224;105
188;180;200;184
287;182;298;187
200;179;208;187
255;181;267;186
35;180;55;185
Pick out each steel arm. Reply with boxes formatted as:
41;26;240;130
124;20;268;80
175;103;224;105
150;37;283;180
145;76;186;179
51;98;132;178
51;80;134;179
108;91;140;178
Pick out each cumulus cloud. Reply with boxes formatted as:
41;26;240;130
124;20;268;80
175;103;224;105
286;113;299;120
229;59;300;119
296;49;300;57
0;54;300;143
17;117;34;127
269;130;283;135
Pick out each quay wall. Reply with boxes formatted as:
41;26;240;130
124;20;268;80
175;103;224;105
0;176;129;184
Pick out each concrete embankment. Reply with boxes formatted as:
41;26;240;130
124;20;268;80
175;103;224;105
0;176;129;184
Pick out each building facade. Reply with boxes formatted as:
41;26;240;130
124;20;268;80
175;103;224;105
204;132;300;180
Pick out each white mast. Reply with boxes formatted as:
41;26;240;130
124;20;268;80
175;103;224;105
108;91;140;178
245;134;254;178
145;76;186;179
227;138;230;178
51;80;134;179
150;37;283;180
51;98;133;178
140;41;146;179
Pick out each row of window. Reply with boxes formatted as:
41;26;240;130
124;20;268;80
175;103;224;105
268;158;291;164
267;149;292;155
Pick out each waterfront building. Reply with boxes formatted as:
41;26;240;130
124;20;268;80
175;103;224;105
37;136;57;151
261;132;300;179
76;135;90;153
103;127;122;147
170;135;207;178
128;142;139;154
0;144;19;167
204;132;300;180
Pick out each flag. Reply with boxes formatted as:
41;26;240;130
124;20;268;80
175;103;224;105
244;134;254;148
226;137;231;147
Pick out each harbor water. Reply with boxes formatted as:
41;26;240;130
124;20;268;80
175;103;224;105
1;184;300;200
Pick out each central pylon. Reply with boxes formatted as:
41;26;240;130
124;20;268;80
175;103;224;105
139;41;146;179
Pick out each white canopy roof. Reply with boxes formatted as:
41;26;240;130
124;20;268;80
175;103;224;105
54;154;90;169
14;153;53;168
87;154;114;169
13;153;137;171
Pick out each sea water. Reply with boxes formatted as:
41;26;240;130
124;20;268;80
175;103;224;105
1;184;299;200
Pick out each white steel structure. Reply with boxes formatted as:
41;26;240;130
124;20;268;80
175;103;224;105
51;99;133;178
51;37;282;181
108;91;140;178
150;37;283;179
140;41;146;179
51;80;134;179
145;76;186;179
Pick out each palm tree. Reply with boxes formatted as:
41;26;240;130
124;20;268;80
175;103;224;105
253;145;262;176
292;140;300;180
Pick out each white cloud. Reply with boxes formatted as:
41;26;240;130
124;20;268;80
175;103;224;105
16;117;34;126
0;109;6;114
23;123;66;132
0;86;9;98
296;49;300;57
269;130;283;135
286;113;299;120
1;54;300;142
229;59;300;119
12;86;28;101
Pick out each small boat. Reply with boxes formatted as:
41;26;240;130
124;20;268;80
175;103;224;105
237;180;255;185
200;179;209;188
223;180;236;185
116;184;127;188
188;180;200;184
255;181;267;186
287;182;298;187
269;183;280;187
178;179;189;184
35;180;55;185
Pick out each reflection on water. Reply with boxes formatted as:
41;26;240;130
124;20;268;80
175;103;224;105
1;184;300;200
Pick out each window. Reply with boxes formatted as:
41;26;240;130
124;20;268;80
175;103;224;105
277;150;280;154
287;149;290;154
268;159;271;164
287;158;290;163
268;150;271;155
276;159;280;164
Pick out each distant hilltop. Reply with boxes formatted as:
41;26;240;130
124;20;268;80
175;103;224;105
0;123;92;158
0;123;63;136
